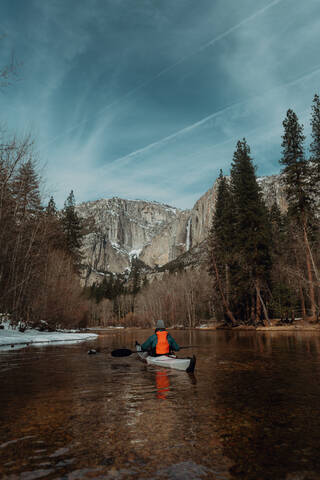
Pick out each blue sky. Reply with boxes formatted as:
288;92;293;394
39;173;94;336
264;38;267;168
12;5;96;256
1;0;320;208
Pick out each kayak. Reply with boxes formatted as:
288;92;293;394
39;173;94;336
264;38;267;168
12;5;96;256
135;342;196;373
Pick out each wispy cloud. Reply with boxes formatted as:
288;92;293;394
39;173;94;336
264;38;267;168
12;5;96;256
99;62;320;173
1;0;320;208
39;0;285;150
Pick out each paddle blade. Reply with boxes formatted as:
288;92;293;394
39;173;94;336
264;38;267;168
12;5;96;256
111;348;133;357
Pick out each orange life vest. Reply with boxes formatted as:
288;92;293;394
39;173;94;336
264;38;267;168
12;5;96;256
156;330;170;355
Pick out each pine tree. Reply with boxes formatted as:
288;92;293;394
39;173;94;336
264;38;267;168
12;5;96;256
230;139;272;324
310;93;320;189
5;160;44;323
129;256;141;313
269;202;289;258
268;203;299;319
309;94;320;304
46;196;57;216
280;109;317;319
211;171;235;265
280;109;313;217
61;190;83;268
45;195;65;251
208;170;236;324
11;160;42;219
130;257;141;296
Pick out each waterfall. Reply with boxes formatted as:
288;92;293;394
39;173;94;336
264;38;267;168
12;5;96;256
186;217;192;251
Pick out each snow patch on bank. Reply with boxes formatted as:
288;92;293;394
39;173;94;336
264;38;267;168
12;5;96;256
0;321;97;351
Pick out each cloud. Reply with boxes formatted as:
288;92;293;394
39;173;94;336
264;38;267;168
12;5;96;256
38;0;285;150
95;62;320;174
1;0;320;209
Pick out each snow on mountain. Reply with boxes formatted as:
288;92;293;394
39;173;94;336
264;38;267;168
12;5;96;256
77;175;286;283
76;197;182;283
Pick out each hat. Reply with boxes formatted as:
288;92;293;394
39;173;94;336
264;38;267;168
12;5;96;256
156;319;165;329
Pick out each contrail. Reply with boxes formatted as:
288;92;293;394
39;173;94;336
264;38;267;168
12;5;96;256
280;63;320;90
41;0;284;149
105;63;320;170
105;101;245;170
147;0;284;80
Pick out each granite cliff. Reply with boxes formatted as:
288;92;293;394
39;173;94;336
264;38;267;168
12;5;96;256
77;174;286;284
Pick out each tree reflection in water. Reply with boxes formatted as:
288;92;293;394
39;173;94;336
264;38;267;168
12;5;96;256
2;330;320;480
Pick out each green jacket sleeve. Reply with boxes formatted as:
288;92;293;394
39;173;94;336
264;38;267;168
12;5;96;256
141;334;156;351
167;333;180;351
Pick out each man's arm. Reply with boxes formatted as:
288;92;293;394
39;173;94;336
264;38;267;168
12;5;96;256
168;334;180;351
141;334;155;351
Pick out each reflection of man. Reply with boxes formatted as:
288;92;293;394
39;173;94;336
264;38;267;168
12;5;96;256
156;371;170;400
141;320;180;356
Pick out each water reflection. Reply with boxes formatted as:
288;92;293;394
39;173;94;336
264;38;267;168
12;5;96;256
155;370;170;400
1;329;320;479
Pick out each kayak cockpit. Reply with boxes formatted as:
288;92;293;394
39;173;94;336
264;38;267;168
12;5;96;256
135;342;196;373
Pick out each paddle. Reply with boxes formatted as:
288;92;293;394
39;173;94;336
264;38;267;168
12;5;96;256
111;346;198;357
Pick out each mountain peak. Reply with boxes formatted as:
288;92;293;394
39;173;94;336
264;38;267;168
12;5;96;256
78;174;285;284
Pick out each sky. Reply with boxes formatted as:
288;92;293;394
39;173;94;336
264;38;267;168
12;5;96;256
1;0;320;209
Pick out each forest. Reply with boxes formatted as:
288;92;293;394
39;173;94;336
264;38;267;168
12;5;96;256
87;94;320;328
1;94;320;330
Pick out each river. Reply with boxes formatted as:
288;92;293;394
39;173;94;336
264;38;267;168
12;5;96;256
1;329;320;479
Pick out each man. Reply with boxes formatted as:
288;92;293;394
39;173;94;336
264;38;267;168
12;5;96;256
141;319;180;356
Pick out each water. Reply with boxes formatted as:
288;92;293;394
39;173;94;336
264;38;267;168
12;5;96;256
1;329;320;479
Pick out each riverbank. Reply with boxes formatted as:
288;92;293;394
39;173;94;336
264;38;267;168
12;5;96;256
256;324;320;331
0;321;97;351
198;319;320;331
